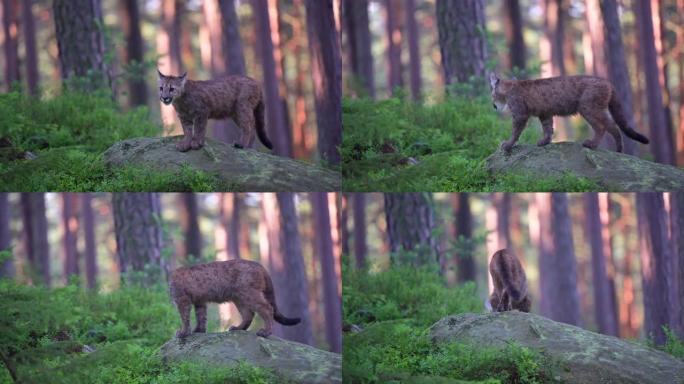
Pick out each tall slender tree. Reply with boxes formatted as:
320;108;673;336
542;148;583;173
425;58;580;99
22;0;39;94
53;0;111;92
436;0;488;86
0;193;14;278
311;192;341;353
584;0;607;77
385;0;403;93
157;0;183;130
672;192;684;337
600;0;639;155
219;0;247;76
81;193;97;289
2;0;19;89
275;193;313;345
584;193;618;336
352;193;367;269
453;193;475;283
112;193;165;286
252;0;291;155
634;0;676;165
20;193;50;286
342;0;374;98
636;193;672;345
384;193;439;266
406;0;421;100
503;0;526;72
62;193;80;282
305;0;342;165
121;0;147;106
678;0;684;165
179;193;202;261
540;0;565;77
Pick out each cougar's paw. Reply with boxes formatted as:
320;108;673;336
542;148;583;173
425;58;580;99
228;326;240;332
582;139;598;150
193;327;206;333
500;141;514;153
176;329;191;339
176;140;192;152
256;329;271;338
537;137;551;147
190;139;204;150
233;143;244;149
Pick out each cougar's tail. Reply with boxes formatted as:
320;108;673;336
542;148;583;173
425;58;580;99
254;100;274;150
264;273;301;326
494;250;522;302
609;92;649;144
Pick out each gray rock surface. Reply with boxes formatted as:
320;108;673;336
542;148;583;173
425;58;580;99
486;142;684;191
159;331;341;384
429;312;684;384
103;136;340;191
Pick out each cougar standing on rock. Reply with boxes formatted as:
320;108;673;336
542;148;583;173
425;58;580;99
489;73;649;153
169;260;300;338
157;70;274;152
488;249;531;313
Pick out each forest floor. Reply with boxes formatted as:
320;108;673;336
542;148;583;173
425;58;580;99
341;96;600;192
342;265;684;383
0;277;278;384
0;91;244;192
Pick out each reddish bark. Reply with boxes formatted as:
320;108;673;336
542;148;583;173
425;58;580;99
81;193;97;289
385;0;403;93
22;0;39;94
21;193;50;286
62;193;80;282
352;193;367;269
503;0;526;72
2;0;19;89
406;0;421;100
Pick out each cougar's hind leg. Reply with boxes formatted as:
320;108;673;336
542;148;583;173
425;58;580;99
193;304;207;333
229;303;255;331
234;106;256;149
174;296;192;338
579;109;608;150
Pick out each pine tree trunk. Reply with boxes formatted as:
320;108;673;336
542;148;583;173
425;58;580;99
352;193;367;269
677;0;684;165
584;193;618;336
548;193;581;325
503;0;526;72
121;0;147;106
305;0;342;166
275;193;313;345
219;0;246;76
81;193;97;289
158;0;183;130
20;193;50;286
292;0;312;157
384;193;439;266
112;193;165;286
53;0;111;92
0;193;14;278
636;193;672;345
634;0;676;165
180;193;202;261
436;0;487;86
62;193;80;283
340;194;350;258
385;0;403;93
584;0;606;77
671;192;684;338
599;0;638;155
405;0;421;100
311;192;342;353
2;0;19;89
22;0;39;94
252;0;290;155
342;0;374;98
540;0;565;77
454;193;475;283
220;193;241;260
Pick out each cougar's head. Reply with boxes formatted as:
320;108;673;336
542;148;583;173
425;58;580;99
157;70;187;105
489;73;509;112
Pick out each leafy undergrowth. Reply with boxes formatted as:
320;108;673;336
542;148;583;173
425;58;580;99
0;91;228;191
342;96;598;192
0;280;276;384
342;267;556;383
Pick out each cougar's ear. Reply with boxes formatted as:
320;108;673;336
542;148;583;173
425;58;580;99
180;72;187;87
157;69;165;79
489;73;500;89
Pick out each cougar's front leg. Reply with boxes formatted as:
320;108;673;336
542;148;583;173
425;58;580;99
191;116;208;150
538;116;553;147
176;117;194;152
502;115;529;153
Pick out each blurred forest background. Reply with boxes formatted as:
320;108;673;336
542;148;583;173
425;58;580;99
0;0;341;164
341;0;684;190
342;192;684;345
0;192;342;352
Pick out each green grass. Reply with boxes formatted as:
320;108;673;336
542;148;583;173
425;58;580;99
341;96;599;192
0;91;229;191
0;279;277;383
342;267;557;383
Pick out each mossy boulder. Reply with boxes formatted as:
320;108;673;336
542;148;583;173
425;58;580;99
103;136;340;191
485;142;684;191
158;331;341;384
429;312;684;384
